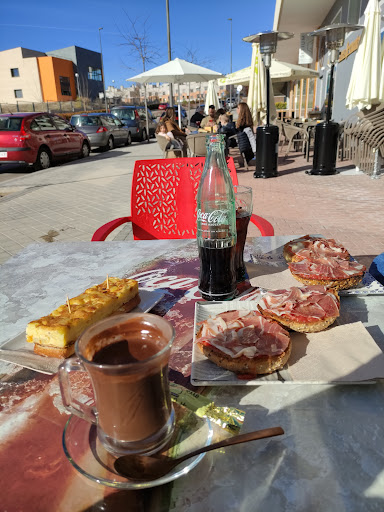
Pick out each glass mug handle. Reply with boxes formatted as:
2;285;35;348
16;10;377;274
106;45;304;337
58;358;97;424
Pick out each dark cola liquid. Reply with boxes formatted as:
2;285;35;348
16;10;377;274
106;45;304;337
198;244;236;301
235;211;251;282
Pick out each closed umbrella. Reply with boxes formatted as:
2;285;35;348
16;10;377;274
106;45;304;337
204;80;220;114
247;43;276;125
346;0;381;110
379;29;384;101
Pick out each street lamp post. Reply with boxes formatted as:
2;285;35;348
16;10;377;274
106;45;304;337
166;0;173;107
98;27;108;113
228;18;232;109
74;72;83;110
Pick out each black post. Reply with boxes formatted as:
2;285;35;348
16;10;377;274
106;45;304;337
266;66;270;127
254;61;279;178
308;60;339;176
326;62;335;123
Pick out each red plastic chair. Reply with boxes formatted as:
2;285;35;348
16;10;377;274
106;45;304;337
91;157;274;241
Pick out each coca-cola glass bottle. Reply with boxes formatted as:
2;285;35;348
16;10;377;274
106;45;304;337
196;134;237;301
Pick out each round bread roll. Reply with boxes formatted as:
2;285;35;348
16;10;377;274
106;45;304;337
289;255;365;291
199;340;292;377
196;310;291;378
283;236;350;263
257;286;340;333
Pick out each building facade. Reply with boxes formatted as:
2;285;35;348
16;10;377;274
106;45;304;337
0;45;103;105
273;0;382;122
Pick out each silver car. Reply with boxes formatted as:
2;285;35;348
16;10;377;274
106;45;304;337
70;113;131;150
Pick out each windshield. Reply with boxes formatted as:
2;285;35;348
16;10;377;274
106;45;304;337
112;109;135;121
77;116;101;126
0;117;23;131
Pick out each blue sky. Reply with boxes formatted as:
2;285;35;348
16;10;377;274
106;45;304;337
1;0;275;87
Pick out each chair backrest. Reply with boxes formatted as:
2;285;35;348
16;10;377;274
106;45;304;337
131;157;238;240
186;134;207;157
155;134;168;152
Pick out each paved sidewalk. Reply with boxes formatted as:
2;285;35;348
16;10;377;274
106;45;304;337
0;141;383;269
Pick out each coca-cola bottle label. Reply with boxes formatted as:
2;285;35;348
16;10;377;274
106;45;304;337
197;209;229;226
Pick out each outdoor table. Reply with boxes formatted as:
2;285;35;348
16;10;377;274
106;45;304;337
1;238;384;512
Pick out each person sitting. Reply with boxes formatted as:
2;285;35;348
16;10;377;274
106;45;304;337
162;107;188;155
200;105;219;130
236;102;256;163
190;106;205;127
156;121;184;151
217;114;237;151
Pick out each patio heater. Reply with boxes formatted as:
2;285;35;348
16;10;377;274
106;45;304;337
243;31;293;178
307;24;362;175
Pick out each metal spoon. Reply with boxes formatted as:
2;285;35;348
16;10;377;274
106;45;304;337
114;426;284;481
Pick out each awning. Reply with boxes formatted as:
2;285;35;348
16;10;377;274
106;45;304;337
218;59;319;86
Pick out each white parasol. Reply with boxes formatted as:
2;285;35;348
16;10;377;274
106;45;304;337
127;58;224;128
204;80;220;114
127;58;223;84
346;0;382;110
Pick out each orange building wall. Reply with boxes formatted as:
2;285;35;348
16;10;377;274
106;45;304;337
37;56;76;101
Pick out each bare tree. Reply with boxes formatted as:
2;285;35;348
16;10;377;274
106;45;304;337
182;44;212;68
118;13;161;73
117;13;161;140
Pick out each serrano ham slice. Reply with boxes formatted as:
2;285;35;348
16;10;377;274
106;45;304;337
196;310;291;377
288;256;366;290
283;235;350;262
258;286;340;333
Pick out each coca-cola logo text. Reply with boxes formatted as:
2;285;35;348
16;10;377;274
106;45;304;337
197;209;228;225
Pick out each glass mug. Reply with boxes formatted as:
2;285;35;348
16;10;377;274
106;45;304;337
58;313;175;456
234;185;253;282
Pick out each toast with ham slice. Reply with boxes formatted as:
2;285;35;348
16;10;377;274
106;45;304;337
288;254;365;290
283;236;350;263
196;310;291;377
257;286;340;333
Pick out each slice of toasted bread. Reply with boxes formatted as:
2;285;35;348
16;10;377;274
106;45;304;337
198;340;292;377
257;306;338;333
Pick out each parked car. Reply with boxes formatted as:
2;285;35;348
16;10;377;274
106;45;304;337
70;113;131;150
158;103;169;110
0;112;90;170
226;99;237;109
160;107;188;128
110;106;157;142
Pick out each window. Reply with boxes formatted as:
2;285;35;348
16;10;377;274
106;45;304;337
59;76;71;96
88;67;102;81
11;68;19;77
102;116;116;127
52;115;70;130
0;116;23;131
348;0;361;24
14;89;23;98
33;115;57;131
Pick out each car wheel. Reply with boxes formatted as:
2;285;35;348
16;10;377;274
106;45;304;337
33;147;51;170
141;128;148;142
104;136;114;151
125;132;132;146
80;141;90;158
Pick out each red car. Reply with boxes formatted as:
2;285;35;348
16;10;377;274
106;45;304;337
158;103;169;110
0;112;91;170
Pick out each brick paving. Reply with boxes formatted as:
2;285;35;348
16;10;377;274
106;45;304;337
0;141;383;269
